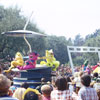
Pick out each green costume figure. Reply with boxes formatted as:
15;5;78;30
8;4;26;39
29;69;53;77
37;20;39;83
83;60;89;71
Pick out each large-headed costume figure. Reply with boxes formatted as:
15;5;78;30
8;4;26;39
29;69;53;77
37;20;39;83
4;52;24;73
93;61;100;74
4;52;39;72
18;52;39;70
83;60;89;71
39;49;60;71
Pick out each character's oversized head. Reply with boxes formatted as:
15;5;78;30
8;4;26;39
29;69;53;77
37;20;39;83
46;49;54;57
29;52;39;60
15;52;23;60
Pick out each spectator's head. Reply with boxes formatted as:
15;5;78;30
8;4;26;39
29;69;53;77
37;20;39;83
79;71;84;77
90;81;96;88
51;77;56;88
70;76;74;81
66;76;71;82
13;87;26;100
21;82;29;89
55;76;68;91
41;84;51;97
11;81;14;86
97;61;100;66
74;72;79;78
0;67;2;74
0;74;11;96
47;81;51;85
23;88;40;100
81;74;91;87
93;72;98;78
24;91;38;100
41;78;46;84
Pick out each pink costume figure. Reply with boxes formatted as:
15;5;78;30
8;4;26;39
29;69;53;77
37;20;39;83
92;65;98;71
85;66;91;74
17;52;39;70
92;61;100;71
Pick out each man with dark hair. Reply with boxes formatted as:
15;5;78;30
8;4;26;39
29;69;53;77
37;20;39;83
78;74;98;100
51;76;73;100
21;82;29;89
93;72;98;81
93;72;98;78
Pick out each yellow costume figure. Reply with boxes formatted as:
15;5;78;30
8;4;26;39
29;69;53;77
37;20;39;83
39;49;60;71
93;66;100;74
4;52;24;73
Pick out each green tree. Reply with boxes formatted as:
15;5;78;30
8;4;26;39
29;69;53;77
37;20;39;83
74;34;84;46
67;38;73;46
83;29;100;65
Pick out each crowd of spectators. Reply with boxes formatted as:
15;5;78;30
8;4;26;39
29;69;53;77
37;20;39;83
0;63;100;100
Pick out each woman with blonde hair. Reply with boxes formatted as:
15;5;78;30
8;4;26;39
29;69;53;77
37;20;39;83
13;87;26;100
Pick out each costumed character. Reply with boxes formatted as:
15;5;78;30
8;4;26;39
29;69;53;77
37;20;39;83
92;62;100;71
93;62;100;74
39;49;60;71
82;60;89;71
17;52;39;70
84;66;91;74
4;52;24;73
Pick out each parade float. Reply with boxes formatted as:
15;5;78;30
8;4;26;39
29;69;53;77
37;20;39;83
2;13;60;88
2;30;54;88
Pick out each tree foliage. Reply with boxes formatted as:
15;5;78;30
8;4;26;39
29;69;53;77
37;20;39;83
72;29;100;66
74;34;84;46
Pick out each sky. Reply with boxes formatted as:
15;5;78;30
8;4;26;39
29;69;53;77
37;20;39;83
0;0;100;39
